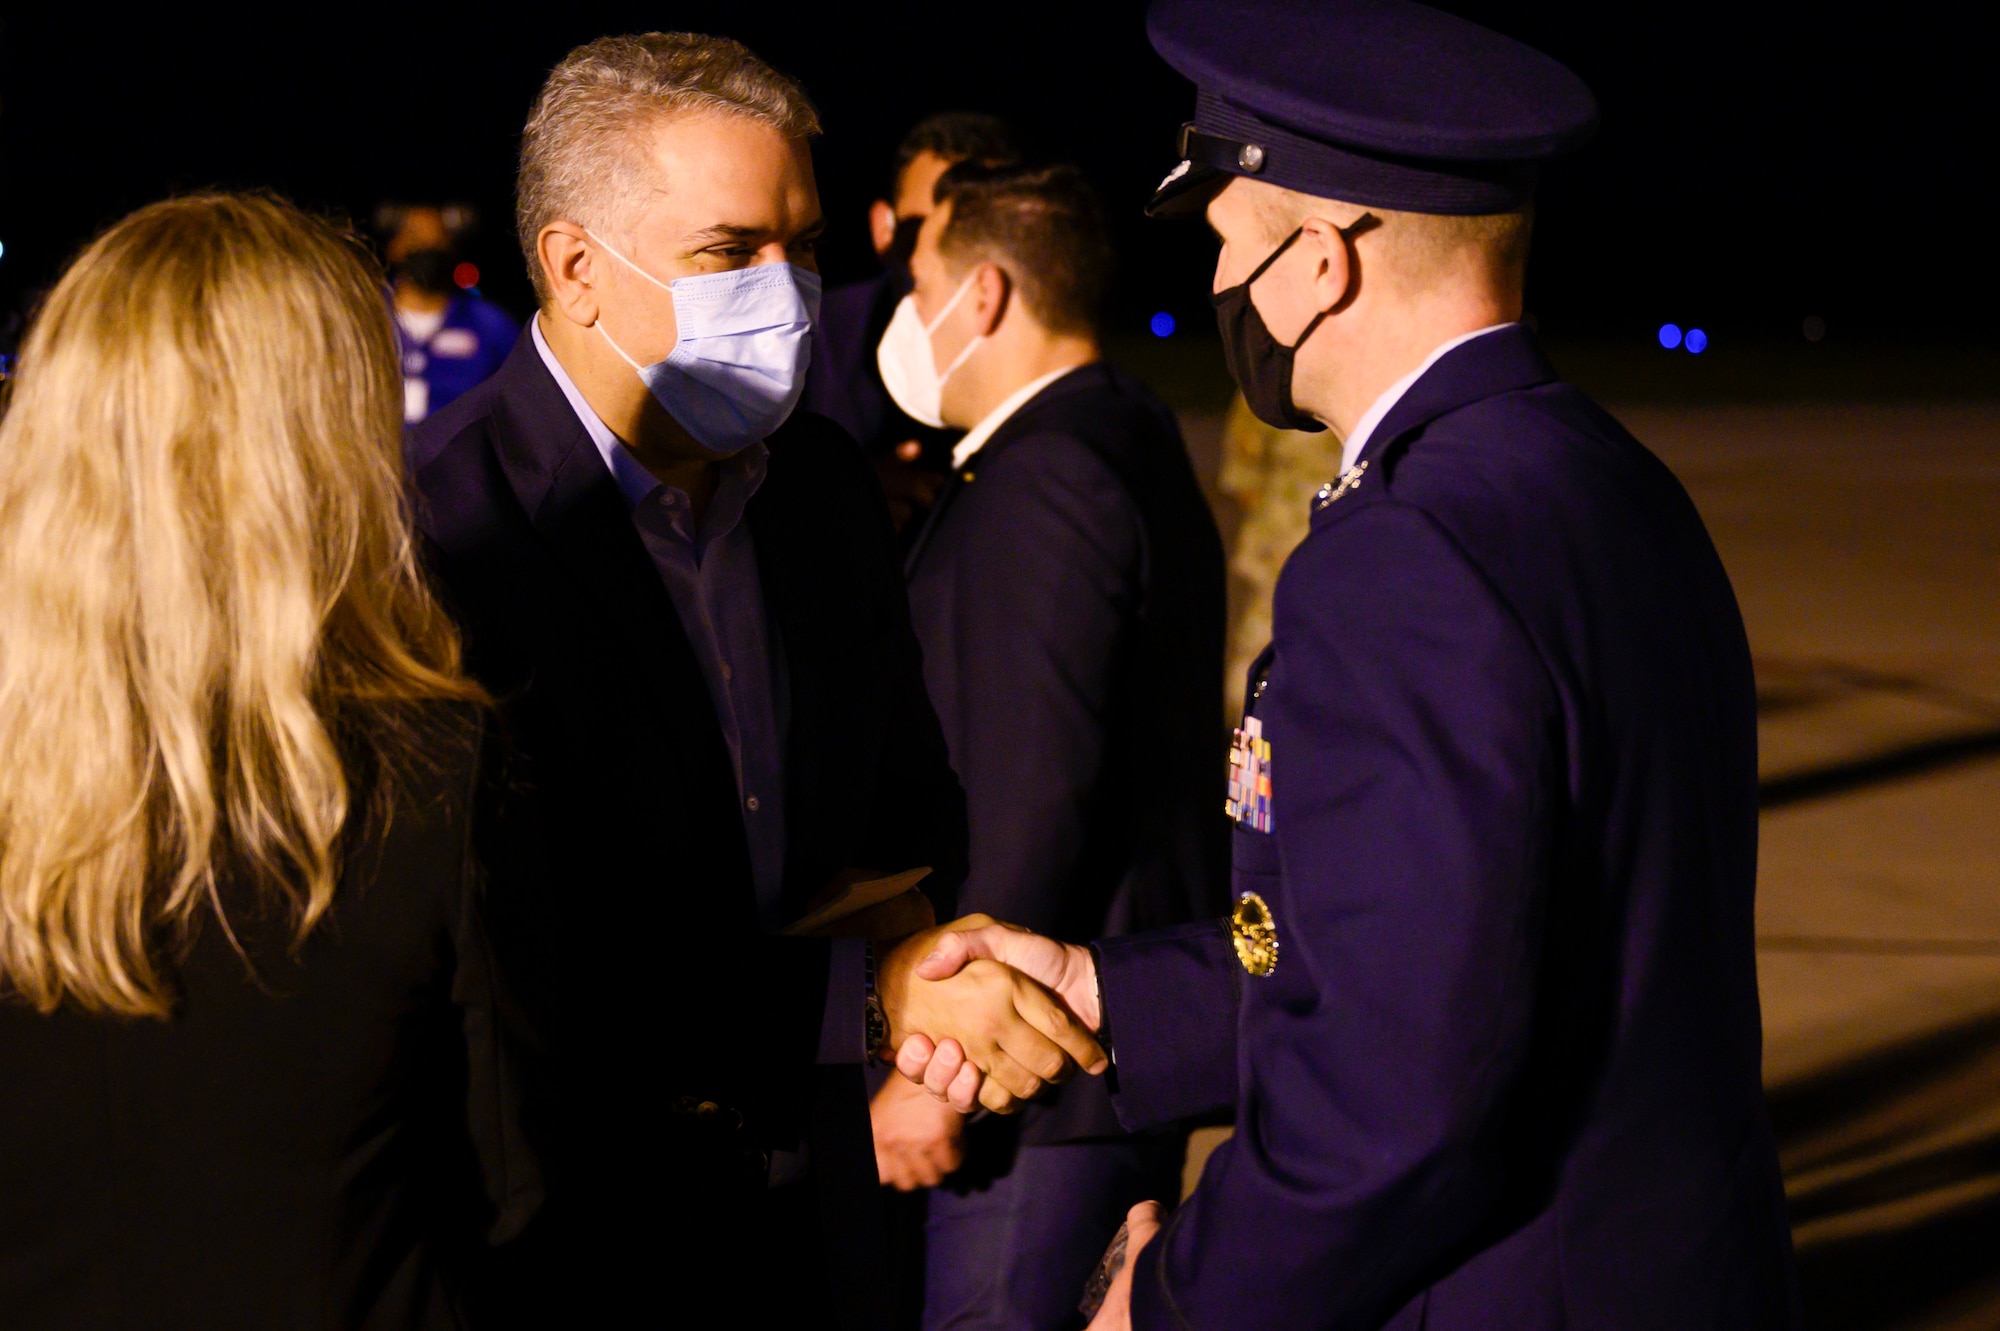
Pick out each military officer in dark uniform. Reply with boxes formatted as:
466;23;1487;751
895;1;1802;1327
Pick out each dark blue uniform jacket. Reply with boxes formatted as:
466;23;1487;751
905;363;1230;1143
408;332;966;1325
1096;327;1799;1330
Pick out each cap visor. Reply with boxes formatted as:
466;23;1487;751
1145;161;1229;219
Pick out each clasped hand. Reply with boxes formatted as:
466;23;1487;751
883;914;1102;1113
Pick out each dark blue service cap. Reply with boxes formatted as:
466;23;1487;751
1145;0;1599;218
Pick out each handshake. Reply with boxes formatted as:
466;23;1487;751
878;914;1104;1113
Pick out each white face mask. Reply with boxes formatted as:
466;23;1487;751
875;272;983;429
585;228;821;455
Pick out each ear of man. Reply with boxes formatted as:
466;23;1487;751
1291;214;1361;319
537;222;602;325
869;199;897;257
965;261;1012;337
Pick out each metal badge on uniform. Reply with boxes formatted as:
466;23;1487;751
1314;459;1368;510
1233;891;1279;977
1224;714;1274;833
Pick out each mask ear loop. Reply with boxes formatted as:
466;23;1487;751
584;228;677;296
925;268;989;391
923;269;981;336
1243;227;1307;290
596;320;646;372
581;229;678;372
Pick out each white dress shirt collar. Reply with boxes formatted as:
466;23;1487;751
1337;323;1517;475
950;364;1088;471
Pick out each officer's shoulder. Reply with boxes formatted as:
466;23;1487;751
1326;383;1647;538
1293;385;1637;596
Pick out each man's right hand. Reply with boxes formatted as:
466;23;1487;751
892;916;1103;1112
877;919;1107;1114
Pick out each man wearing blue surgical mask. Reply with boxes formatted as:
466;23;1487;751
408;32;1104;1331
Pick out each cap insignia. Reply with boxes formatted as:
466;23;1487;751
1233;892;1279;977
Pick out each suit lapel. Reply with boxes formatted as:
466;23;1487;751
484;336;752;901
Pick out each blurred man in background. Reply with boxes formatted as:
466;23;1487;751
880;159;1227;1330
379;202;517;422
804;112;1020;530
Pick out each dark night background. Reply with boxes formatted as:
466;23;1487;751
1;3;1995;371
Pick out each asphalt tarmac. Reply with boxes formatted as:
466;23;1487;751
1636;403;2000;1331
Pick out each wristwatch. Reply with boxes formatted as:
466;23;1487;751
863;941;892;1063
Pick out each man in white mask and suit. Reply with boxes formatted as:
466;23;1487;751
874;160;1229;1331
409;33;1105;1330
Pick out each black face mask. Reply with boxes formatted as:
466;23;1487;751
1211;218;1373;432
396;248;457;297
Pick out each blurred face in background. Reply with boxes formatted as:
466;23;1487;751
386;207;451;267
870;149;959;263
387;207;456;305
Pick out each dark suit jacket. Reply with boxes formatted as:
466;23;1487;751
409;333;966;1322
906;363;1229;1144
0;708;537;1331
1096;328;1799;1330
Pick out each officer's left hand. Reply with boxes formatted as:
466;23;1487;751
1085;1201;1164;1330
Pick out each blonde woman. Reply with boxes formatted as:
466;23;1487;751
0;194;537;1329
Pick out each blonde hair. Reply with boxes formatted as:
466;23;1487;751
0;193;483;1018
516;31;820;304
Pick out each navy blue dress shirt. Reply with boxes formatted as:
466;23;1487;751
531;318;862;1061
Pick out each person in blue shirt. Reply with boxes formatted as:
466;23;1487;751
381;203;518;423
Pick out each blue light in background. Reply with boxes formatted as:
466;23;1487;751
1149;311;1176;338
1685;328;1709;354
1657;323;1682;349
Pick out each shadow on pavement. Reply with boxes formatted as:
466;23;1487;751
1774;1011;2000;1329
1760;727;2000;811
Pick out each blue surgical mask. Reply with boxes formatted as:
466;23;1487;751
586;228;822;455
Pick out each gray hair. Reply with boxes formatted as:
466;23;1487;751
516;32;821;304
